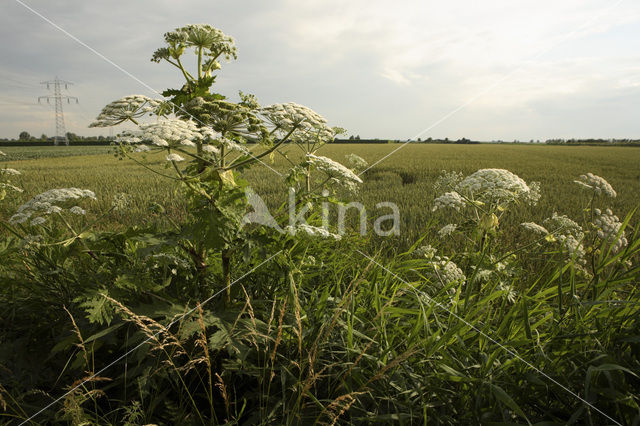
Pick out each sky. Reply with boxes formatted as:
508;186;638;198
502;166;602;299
0;0;639;141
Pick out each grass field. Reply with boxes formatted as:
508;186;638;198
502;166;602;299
2;143;640;424
2;143;639;246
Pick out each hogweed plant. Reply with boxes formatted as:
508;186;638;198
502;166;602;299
90;24;359;304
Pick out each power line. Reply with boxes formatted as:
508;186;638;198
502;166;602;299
38;77;78;146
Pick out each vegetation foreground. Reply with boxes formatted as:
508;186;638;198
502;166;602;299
1;23;639;425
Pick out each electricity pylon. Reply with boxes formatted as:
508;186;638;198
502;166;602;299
38;77;78;146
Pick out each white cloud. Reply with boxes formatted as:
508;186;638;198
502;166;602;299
0;0;639;140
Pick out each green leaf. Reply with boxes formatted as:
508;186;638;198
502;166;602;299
489;383;531;424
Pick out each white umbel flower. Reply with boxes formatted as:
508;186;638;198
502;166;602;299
432;191;465;211
10;188;96;225
202;144;220;155
306;154;363;191
119;119;218;148
285;224;341;240
345;153;368;171
219;137;250;155
574;173;616;198
90;95;162;127
69;206;86;215
166;153;185;162
438;223;458;237
431;257;466;285
30;217;46;226
415;245;437;259
521;222;549;235
558;234;586;264
1;168;21;175
592;208;627;252
455;168;537;205
261;102;334;141
544;212;583;238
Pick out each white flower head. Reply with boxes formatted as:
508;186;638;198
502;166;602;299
455;169;537;206
120;119;217;148
285;224;341;240
429;256;466;285
69;206;86;215
438;223;458;237
261;102;335;142
592;208;627;253
574;173;616;198
1;168;21;176
306;154;363;191
90;95;162;127
415;245;437;259
133;144;151;153
345;153;368;171
544;212;583;239
30;217;46;226
432;191;465;211
166;153;185;162
521;222;549;235
202;144;220;155
219;137;250;155
13;188;96;220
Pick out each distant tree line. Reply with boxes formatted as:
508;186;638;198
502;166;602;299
0;131;115;146
337;136;480;144
545;138;640;146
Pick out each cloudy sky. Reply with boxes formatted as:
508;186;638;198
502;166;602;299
1;0;639;141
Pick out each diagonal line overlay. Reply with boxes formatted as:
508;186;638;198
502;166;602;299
19;250;282;425
13;0;283;177
356;250;622;425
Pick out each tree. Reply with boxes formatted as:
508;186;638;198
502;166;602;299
40;134;48;141
19;131;31;141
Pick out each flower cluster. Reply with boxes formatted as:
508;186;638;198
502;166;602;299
433;170;464;194
456;168;538;206
431;257;466;285
432;169;539;213
151;24;237;75
1;168;20;176
261;103;334;142
592;208;628;253
1;167;23;198
118;119;218;148
544;212;583;238
415;245;466;286
89;95;162;127
345;153;368;171
558;235;586;263
219;137;250;155
10;188;95;226
432;191;465;211
438;223;457;237
285;224;341;240
306;154;363;192
521;222;549;235
415;245;437;259
574;173;616;198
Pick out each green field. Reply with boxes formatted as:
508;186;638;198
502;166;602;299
2;143;639;245
2;143;640;424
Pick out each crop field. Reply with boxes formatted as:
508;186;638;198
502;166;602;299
2;141;640;425
2;143;639;246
